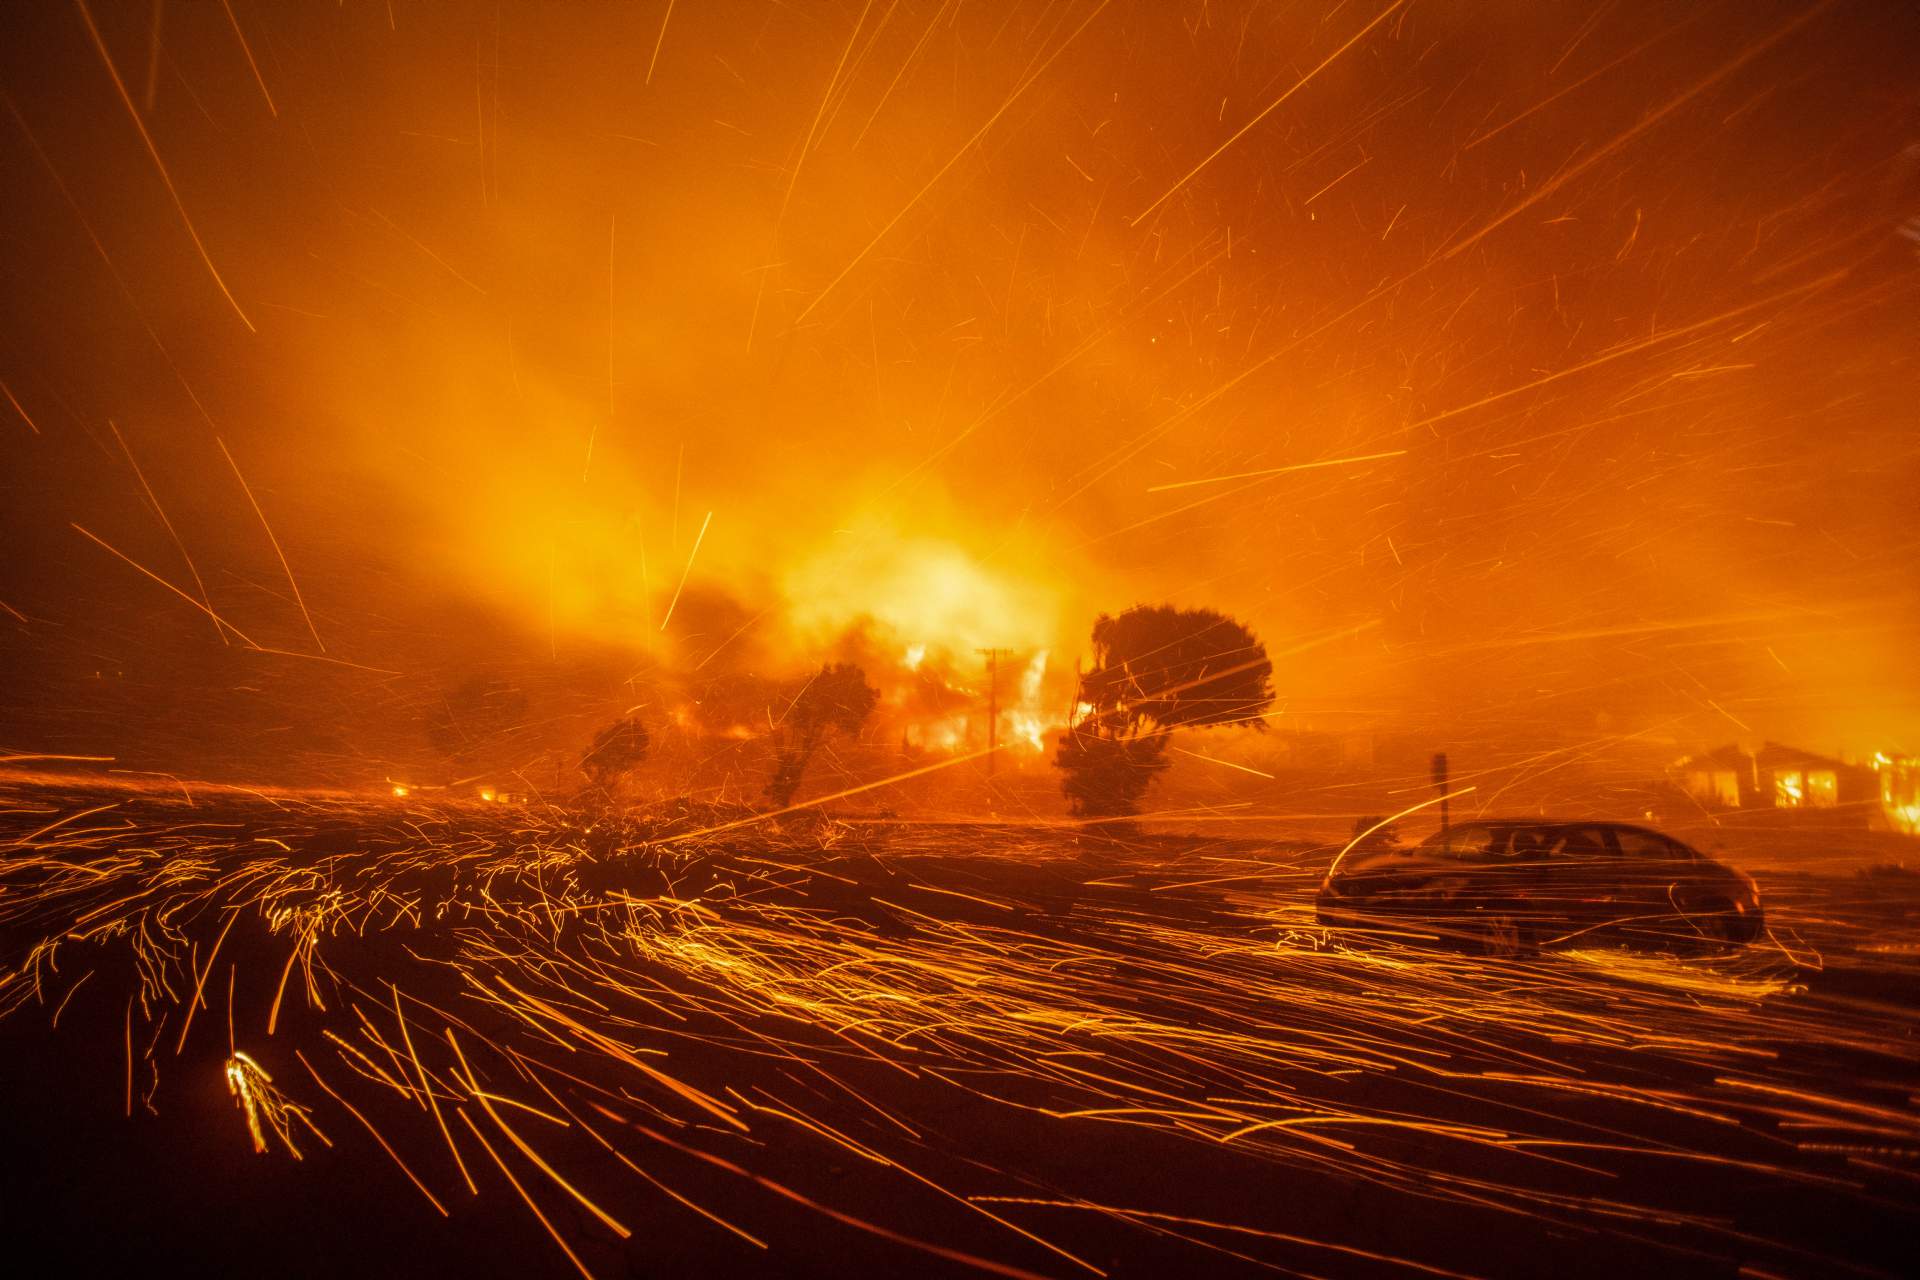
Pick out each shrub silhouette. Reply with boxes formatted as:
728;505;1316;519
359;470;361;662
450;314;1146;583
580;715;650;795
766;663;878;809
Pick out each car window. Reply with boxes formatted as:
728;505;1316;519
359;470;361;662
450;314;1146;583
1506;826;1555;859
1432;825;1505;857
1614;829;1688;860
1550;826;1614;858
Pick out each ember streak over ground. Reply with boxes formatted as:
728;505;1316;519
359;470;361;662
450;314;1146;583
0;2;1918;1278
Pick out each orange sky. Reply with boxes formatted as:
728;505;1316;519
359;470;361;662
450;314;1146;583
1;1;1916;782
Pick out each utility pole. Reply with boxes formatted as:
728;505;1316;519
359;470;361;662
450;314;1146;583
976;648;1013;777
1431;751;1450;832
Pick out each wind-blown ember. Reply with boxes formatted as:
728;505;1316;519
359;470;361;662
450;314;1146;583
3;775;1916;1277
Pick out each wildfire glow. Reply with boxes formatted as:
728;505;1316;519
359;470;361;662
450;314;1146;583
782;531;1061;659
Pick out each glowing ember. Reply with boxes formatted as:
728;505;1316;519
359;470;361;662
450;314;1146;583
224;1050;325;1159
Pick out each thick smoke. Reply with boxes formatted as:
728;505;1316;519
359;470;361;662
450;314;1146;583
1;2;1916;797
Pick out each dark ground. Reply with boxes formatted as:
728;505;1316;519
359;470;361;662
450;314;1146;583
2;774;1916;1279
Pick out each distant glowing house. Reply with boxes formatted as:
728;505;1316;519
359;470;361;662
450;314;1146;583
1676;744;1751;809
1673;743;1879;823
1876;754;1920;836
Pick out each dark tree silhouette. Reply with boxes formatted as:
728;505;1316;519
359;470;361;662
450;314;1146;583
766;663;879;809
581;715;650;794
1055;605;1273;820
1054;729;1173;819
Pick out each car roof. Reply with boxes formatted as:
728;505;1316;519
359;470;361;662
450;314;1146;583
1422;820;1682;843
1446;820;1649;830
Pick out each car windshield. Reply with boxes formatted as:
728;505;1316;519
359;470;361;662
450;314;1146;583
1614;828;1694;860
1494;825;1612;859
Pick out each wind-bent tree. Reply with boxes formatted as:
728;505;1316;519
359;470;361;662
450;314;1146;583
1055;605;1273;820
581;715;650;795
766;663;879;808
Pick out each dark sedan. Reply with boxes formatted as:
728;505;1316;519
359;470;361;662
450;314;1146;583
1315;820;1763;956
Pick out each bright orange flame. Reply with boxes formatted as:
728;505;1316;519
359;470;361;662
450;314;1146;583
782;530;1059;656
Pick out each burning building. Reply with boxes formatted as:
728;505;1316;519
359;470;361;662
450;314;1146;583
1674;742;1881;825
1875;753;1920;837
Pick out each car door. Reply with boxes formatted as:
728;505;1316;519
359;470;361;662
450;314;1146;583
1496;825;1558;928
1539;825;1626;939
1608;827;1692;941
1405;825;1505;935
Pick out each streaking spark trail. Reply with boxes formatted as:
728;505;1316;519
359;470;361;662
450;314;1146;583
3;773;1914;1278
